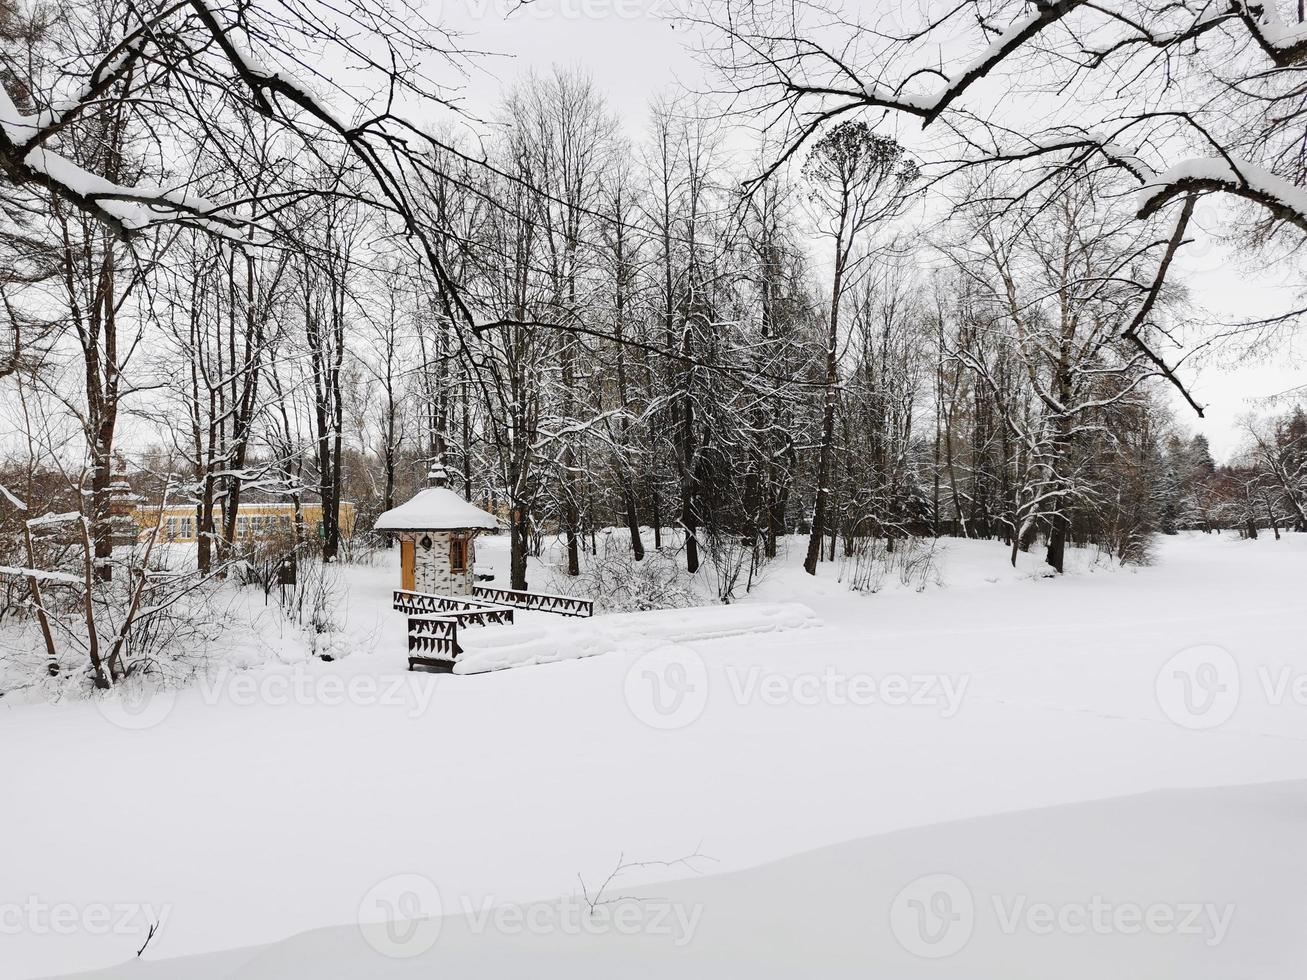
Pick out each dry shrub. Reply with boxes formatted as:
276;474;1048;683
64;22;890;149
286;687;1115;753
841;535;941;593
545;534;700;614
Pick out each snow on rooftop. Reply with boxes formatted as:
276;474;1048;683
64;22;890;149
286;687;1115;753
373;487;500;532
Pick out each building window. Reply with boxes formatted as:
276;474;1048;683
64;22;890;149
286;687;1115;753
449;535;466;573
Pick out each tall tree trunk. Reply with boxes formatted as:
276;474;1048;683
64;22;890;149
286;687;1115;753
681;392;700;574
804;260;843;576
611;202;644;561
510;504;530;591
1046;514;1067;573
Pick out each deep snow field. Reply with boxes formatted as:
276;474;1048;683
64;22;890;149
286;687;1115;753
4;532;1307;978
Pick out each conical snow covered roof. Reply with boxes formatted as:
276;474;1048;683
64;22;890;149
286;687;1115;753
374;487;501;532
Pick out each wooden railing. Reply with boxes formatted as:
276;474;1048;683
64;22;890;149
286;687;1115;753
408;616;459;670
472;585;593;618
444;605;514;628
393;589;503;616
398;589;515;672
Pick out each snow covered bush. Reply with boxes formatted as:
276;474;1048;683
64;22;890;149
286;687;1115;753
95;570;231;684
0;537;229;701
336;529;382;567
841;536;942;594
702;530;771;603
272;548;347;642
545;534;700;614
234;527;301;599
1104;524;1157;567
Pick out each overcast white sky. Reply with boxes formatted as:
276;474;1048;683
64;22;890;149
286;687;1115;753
424;0;1304;460
428;0;692;123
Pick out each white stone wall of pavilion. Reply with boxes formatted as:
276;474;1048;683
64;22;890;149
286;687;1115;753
397;530;477;596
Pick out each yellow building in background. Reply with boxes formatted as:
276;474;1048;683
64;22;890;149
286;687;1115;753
135;501;356;543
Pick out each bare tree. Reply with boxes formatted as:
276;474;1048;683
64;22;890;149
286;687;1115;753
799;121;916;575
942;177;1163;570
698;0;1307;403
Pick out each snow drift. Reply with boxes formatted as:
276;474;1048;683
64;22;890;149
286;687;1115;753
39;780;1307;979
453;602;822;674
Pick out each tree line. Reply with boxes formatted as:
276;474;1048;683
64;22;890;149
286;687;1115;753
0;0;1303;691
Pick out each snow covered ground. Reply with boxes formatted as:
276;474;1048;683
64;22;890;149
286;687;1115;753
5;532;1307;978
453;601;822;673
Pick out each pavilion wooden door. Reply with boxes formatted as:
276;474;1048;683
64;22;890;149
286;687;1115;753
401;539;416;592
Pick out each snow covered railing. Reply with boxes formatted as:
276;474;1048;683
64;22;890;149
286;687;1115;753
395;586;591;672
407;617;459;670
439;606;515;629
396;589;516;672
471;586;593;618
393;589;505;617
406;608;515;672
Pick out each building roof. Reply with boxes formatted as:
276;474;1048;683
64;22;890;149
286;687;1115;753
373;488;501;532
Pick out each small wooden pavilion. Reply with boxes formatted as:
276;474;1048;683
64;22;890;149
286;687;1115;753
377;463;592;673
374;465;499;596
